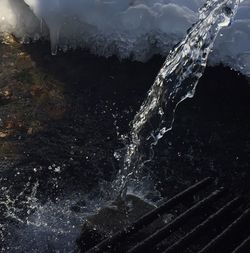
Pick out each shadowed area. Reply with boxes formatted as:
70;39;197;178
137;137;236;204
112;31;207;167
153;66;250;196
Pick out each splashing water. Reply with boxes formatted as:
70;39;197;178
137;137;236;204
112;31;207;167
0;0;243;251
114;0;241;196
0;176;112;253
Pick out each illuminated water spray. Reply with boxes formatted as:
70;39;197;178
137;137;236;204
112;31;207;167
114;0;241;196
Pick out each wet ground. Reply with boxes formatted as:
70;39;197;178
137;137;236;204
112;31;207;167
0;34;250;252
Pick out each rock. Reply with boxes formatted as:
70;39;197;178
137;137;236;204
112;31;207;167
0;131;10;138
78;194;158;251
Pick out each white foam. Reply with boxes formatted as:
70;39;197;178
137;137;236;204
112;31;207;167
0;0;250;75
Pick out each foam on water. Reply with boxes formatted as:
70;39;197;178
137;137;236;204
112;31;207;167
0;0;250;75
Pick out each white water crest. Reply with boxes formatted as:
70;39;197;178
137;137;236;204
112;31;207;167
114;0;241;196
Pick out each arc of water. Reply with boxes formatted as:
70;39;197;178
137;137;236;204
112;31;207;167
114;0;241;196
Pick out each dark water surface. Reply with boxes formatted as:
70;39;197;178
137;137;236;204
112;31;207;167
0;37;250;252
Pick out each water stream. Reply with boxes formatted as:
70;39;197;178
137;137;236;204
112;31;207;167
114;0;241;196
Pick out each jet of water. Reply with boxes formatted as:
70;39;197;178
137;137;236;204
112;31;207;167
114;0;241;196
